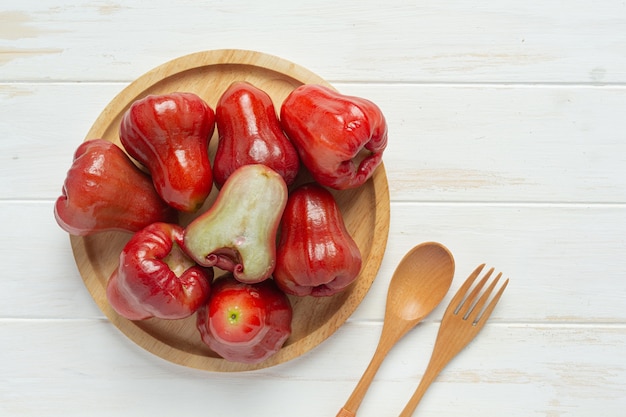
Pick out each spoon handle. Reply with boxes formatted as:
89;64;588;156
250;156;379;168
336;339;389;416
336;408;356;417
336;320;413;417
397;358;445;417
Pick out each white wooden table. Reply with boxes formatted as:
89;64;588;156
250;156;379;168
2;1;625;416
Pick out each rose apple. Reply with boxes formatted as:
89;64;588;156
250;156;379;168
54;139;177;236
280;84;388;190
274;182;362;296
119;92;215;212
106;222;213;320
183;164;288;283
196;273;292;364
213;81;300;188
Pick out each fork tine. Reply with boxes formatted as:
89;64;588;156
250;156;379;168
445;263;485;315
456;267;494;317
465;272;502;322
470;277;509;325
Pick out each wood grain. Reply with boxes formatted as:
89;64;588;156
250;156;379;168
2;1;626;84
2;1;626;416
68;50;391;371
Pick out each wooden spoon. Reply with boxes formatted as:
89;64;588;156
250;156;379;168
336;242;455;417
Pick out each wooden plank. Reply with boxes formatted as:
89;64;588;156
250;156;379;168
366;202;626;323
1;1;625;83
0;319;624;416
1;201;625;324
2;83;625;203
344;83;626;203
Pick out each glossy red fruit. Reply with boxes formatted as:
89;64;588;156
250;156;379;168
106;222;212;320
280;84;388;190
119;92;215;212
274;182;362;297
213;81;300;188
196;273;292;364
54;139;177;236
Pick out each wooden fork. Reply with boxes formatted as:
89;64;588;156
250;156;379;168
397;264;509;417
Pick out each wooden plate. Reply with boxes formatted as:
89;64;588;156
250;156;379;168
70;49;390;372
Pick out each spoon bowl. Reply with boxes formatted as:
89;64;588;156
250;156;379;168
385;243;456;325
336;241;454;417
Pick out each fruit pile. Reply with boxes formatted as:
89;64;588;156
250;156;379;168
54;82;388;364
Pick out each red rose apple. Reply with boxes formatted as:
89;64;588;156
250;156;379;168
196;273;292;364
119;92;215;212
213;81;300;188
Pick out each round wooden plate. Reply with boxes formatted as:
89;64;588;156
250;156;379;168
70;49;390;372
